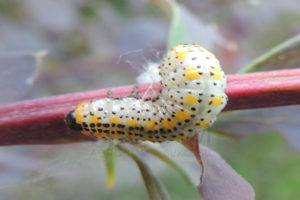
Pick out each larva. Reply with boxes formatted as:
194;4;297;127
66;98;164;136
65;44;227;142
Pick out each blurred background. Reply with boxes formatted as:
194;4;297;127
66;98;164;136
0;0;300;199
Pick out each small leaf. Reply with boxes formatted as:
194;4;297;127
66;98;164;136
181;135;254;200
212;105;300;151
240;34;300;73
198;145;255;200
103;145;117;189
117;144;171;200
167;4;187;48
136;143;194;186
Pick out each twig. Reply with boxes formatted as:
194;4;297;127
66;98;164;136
0;69;300;145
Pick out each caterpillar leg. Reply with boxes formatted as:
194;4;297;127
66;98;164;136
107;90;113;98
142;84;152;100
129;85;139;98
142;82;161;100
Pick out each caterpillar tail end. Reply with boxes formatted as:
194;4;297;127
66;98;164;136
65;110;83;131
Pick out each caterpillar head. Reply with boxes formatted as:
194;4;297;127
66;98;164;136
65;110;83;131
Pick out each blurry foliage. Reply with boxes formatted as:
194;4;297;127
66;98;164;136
78;4;99;20
251;13;300;52
0;0;25;19
0;51;44;104
60;32;90;58
117;144;171;200
240;33;300;73
215;132;300;200
213;106;300;151
104;0;129;16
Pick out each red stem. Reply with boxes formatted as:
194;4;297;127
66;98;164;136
1;69;300;146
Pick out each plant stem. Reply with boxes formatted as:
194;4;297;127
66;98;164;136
0;69;300;145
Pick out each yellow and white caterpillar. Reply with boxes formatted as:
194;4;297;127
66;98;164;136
65;44;227;142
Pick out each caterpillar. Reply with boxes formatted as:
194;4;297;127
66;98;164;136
65;44;227;142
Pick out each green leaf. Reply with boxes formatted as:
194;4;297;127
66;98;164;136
136;143;194;186
168;4;187;49
103;146;117;189
117;144;171;200
148;0;186;48
239;33;300;73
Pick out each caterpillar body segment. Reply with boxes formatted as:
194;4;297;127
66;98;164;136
65;44;227;142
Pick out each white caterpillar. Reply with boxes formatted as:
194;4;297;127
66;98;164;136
65;44;227;142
